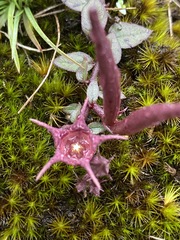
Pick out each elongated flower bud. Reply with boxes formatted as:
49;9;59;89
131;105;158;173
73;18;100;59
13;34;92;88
110;103;180;135
89;9;120;126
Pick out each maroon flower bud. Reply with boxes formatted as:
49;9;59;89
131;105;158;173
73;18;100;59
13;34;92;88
76;152;113;196
89;9;121;126
110;103;180;135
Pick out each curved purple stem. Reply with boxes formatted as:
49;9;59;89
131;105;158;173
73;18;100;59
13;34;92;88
89;9;120;126
110;103;180;135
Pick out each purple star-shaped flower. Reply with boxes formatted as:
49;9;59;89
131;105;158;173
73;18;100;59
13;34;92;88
30;98;128;194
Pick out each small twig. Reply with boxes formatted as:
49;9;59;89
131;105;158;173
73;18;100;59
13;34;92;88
18;15;60;114
149;236;165;240
106;7;136;11
16;43;61;52
167;0;173;37
35;10;65;19
167;0;180;37
0;30;60;52
35;4;63;17
172;0;180;8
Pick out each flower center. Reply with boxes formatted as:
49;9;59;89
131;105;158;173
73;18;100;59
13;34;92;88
71;142;83;154
60;130;93;162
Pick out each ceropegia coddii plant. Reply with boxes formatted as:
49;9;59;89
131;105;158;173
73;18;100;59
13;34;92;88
30;8;180;196
89;9;180;135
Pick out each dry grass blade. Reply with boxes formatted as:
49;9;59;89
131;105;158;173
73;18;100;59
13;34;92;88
0;30;60;52
167;0;180;37
34;4;63;18
18;14;60;114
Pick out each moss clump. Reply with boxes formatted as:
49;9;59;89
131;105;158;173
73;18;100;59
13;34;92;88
0;0;180;239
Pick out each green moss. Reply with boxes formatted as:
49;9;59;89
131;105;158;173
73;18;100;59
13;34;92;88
0;0;180;239
49;214;71;238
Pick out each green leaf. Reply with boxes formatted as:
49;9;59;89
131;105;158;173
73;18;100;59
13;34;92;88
12;10;22;57
0;1;8;6
87;79;99;103
11;10;22;72
88;122;106;134
107;32;122;64
109;22;152;49
54;52;94;72
7;2;15;40
24;7;84;69
81;0;108;35
61;0;89;12
76;59;88;82
0;3;8;12
63;103;82;123
0;9;8;29
23;12;42;51
7;2;20;72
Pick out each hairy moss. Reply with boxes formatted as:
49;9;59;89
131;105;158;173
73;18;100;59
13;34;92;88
0;0;180;239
